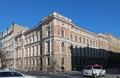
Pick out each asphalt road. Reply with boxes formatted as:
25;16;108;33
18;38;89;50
22;68;120;78
26;71;120;78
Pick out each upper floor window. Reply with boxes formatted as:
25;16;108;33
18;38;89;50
75;36;77;41
45;41;50;54
71;34;72;40
87;39;89;44
47;26;50;37
61;42;64;53
31;34;34;43
93;41;95;46
61;29;64;37
83;38;85;43
90;40;92;45
34;30;39;42
40;30;42;40
36;45;38;55
18;38;21;45
79;37;81;42
32;34;34;43
48;41;50;54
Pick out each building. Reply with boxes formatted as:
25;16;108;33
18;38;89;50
0;32;2;67
107;33;120;68
1;23;29;69
15;12;109;71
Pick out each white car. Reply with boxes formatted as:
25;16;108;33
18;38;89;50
0;69;37;78
83;64;106;77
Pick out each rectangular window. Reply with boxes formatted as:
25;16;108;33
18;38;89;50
33;46;34;56
47;26;50;37
71;34;72;40
61;29;64;37
48;41;50;54
62;57;64;65
36;45;38;55
79;37;81;42
87;39;89;44
75;36;77;41
29;47;31;56
83;38;85;43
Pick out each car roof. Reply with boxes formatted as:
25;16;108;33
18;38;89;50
0;69;20;73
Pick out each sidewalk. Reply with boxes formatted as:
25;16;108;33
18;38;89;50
106;68;120;74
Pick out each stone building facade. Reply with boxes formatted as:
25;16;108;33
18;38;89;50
107;33;120;67
15;12;108;71
1;23;29;69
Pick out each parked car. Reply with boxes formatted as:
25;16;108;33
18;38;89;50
83;64;106;77
0;68;36;78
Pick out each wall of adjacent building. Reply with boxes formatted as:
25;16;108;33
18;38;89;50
1;23;29;69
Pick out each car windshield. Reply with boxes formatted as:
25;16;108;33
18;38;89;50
0;72;23;77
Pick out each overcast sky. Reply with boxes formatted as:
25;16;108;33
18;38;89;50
0;0;120;37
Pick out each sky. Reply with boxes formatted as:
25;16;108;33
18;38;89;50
0;0;120;37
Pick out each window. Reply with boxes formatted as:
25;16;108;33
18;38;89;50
45;41;50;54
31;47;33;56
61;42;64;53
75;36;77;41
61;29;64;37
27;48;29;57
33;46;34;56
29;47;31;56
47;26;50;37
31;34;33;43
90;40;92;45
83;38;85;43
36;45;38;55
35;59;37;65
79;37;81;42
33;59;35;65
87;39;89;44
34;31;37;42
28;35;30;44
48;41;50;54
25;48;27;57
71;34;72;40
30;36;32;43
61;57;64;65
93;41;95;46
40;30;42;40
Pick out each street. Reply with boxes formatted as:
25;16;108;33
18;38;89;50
24;68;120;78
